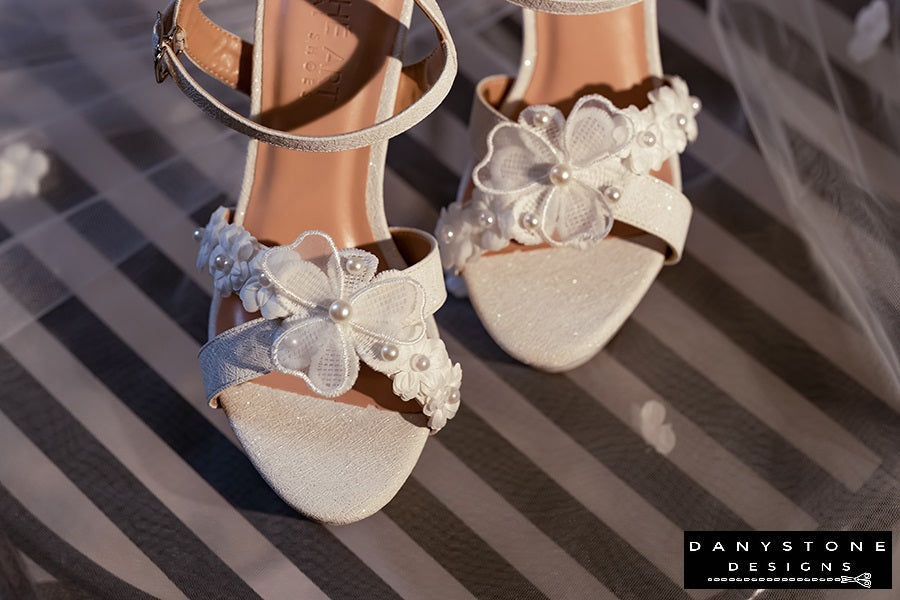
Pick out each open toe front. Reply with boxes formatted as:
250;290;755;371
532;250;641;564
464;235;666;371
221;383;428;524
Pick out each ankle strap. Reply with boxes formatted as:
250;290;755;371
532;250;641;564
505;0;641;14
153;0;457;152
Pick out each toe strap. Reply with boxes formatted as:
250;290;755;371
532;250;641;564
195;216;461;433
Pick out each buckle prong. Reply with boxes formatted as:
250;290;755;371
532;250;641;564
153;11;183;84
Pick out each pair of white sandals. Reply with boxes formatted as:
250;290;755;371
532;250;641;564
154;0;698;523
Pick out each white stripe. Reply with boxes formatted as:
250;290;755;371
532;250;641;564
416;442;617;600
440;331;710;598
0;220;329;600
754;0;900;106
0;411;190;600
0;179;477;600
635;281;882;491
665;0;900;218
327;513;477;600
686;205;900;404
568;356;820;530
2;69;216;289
0;197;231;440
3;326;330;600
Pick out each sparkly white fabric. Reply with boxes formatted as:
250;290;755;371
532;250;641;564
196;211;461;432
437;77;700;272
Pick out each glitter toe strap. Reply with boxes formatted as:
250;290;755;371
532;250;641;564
195;210;461;433
438;76;699;273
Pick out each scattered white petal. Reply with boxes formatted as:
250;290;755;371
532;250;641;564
847;0;890;63
0;142;50;201
639;399;677;455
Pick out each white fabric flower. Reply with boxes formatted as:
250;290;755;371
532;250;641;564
0;142;49;200
621;105;668;175
435;201;479;271
262;231;428;398
392;337;454;401
422;364;462;432
473;95;634;248
196;207;229;270
649;77;699;154
239;254;295;319
209;225;258;296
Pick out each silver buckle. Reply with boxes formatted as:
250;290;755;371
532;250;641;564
153;11;183;84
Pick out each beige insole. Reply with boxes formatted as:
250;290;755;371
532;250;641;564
217;0;418;413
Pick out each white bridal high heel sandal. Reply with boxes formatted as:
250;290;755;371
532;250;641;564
437;0;699;371
154;0;459;524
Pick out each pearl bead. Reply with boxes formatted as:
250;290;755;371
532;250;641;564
521;213;540;230
379;344;399;361
257;273;271;287
532;110;551;127
345;257;364;273
439;225;455;244
192;227;203;242
548;164;572;186
477;210;495;228
448;389;460;403
285;335;301;348
412;354;430;371
328;299;352;322
639;131;657;147
605;186;622;202
214;254;233;271
675;113;689;129
690;98;702;114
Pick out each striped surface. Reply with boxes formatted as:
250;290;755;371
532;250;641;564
1;0;898;598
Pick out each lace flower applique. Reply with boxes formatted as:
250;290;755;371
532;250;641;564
436;77;701;273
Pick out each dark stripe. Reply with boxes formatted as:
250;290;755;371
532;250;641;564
443;73;478;124
118;245;210;344
658;31;759;149
0;222;11;245
38;301;401;600
480;15;524;68
383;478;547;600
683;1;900;252
782;128;900;253
64;199;209;344
387;134;461;210
679;152;847;317
722;1;900;158
659;253;900;467
0;245;69;315
0;529;38;600
0;241;400;600
439;298;748;529
0;348;258;600
607;319;852;523
41;152;96;212
819;0;871;19
439;407;691;600
0;484;157;600
437;301;693;600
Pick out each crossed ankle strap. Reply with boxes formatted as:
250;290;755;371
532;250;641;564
153;0;457;152
504;0;642;15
